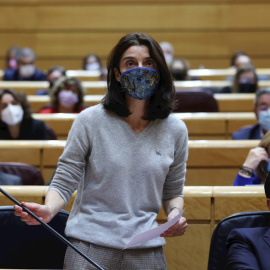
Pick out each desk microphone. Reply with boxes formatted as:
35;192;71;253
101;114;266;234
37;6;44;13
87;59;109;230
0;187;104;270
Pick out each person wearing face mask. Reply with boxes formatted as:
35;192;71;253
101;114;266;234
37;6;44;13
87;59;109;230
221;65;258;93
15;32;188;270
232;130;270;186
3;48;46;81
5;46;20;70
83;53;107;81
159;41;174;66
39;76;87;113
232;87;270;140
36;66;66;95
0;88;48;140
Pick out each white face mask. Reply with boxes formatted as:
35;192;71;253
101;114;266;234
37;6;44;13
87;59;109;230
164;53;173;65
19;64;35;78
85;62;101;71
1;104;24;126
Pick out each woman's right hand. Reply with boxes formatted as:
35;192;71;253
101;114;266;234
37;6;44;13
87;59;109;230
14;202;54;225
243;147;269;170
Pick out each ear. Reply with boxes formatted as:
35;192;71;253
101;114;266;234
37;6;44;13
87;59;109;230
114;68;121;82
267;199;270;210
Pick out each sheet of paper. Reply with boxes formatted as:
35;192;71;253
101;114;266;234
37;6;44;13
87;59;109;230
124;209;185;249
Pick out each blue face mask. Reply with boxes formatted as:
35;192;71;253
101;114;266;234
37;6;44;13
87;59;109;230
258;109;270;131
120;67;160;100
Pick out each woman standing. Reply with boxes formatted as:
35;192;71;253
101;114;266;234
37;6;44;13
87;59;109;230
15;32;188;270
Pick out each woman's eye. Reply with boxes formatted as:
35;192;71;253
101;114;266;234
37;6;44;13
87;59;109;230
147;60;153;66
126;61;134;67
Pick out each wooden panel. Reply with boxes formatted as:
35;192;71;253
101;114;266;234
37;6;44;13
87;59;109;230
0;186;46;205
2;31;270;59
0;0;268;4
0;141;42;166
186;168;238;186
228;118;257;134
158;187;212;220
28;93;256;113
177;113;226;135
164;225;211;270
33;114;75;137
0;4;269;31
187;140;258;167
42;141;66;166
214;93;254;112
213;186;267;221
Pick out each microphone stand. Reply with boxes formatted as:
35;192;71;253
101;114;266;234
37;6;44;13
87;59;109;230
0;187;104;270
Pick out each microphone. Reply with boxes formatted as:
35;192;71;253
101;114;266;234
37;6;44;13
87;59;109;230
0;187;104;270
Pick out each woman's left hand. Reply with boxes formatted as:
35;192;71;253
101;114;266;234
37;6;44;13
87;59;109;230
160;209;188;237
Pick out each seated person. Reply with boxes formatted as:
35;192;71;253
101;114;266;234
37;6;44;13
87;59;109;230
36;66;66;95
5;46;20;70
3;47;46;81
39;77;88;113
232;87;270;140
232;130;270;186
83;53;107;81
0;88;49;140
159;41;174;66
227;50;269;81
170;58;190;81
226;175;270;270
221;64;258;93
0;172;22;185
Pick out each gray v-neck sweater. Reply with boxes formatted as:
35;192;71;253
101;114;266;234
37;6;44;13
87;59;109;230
49;104;188;249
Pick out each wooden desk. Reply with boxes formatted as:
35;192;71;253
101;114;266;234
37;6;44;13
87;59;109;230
0;185;266;270
1;80;269;97
28;93;256;113
0;140;259;185
33;112;257;140
188;68;270;80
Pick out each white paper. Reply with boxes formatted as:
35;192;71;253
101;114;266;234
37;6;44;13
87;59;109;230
124;209;185;249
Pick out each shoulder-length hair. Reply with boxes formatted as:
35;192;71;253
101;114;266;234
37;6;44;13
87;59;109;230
50;76;85;111
231;65;258;93
102;32;175;120
0;88;32;119
256;131;270;183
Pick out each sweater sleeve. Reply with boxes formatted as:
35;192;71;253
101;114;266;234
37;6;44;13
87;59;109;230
232;173;261;186
162;121;189;201
49;112;91;205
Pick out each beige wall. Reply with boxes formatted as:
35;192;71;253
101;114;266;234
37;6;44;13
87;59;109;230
0;0;269;70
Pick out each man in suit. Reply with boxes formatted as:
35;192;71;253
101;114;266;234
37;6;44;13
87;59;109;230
3;48;46;81
226;175;270;270
232;87;270;139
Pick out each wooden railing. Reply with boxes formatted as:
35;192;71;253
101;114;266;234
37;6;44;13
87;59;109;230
0;185;266;270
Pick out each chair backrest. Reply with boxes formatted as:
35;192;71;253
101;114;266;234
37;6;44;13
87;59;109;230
45;124;57;140
174;89;219;112
0;162;44;185
208;211;270;270
0;206;69;269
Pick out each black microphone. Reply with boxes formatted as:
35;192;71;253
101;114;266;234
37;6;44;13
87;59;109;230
0;187;104;270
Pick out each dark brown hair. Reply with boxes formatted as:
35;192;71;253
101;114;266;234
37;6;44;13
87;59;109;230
102;32;175;120
0;88;32;119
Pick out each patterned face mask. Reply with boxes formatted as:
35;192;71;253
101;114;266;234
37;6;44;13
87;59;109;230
120;67;160;100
